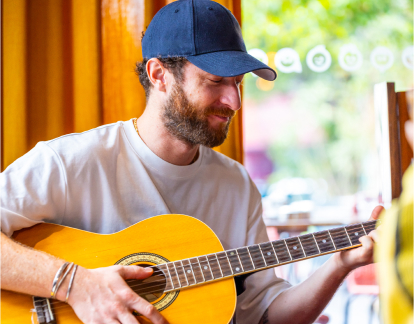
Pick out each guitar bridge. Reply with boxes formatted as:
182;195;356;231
32;296;56;324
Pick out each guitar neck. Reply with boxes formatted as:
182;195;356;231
155;220;377;292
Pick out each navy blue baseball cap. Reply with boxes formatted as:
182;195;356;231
142;0;277;81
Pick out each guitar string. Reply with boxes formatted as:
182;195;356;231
35;230;372;309
35;223;376;308
33;221;376;307
38;235;372;308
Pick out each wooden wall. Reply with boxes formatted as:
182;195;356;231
1;0;243;170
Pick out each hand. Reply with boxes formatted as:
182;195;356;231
65;265;169;324
332;205;384;273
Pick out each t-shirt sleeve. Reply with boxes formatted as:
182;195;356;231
235;192;292;324
1;142;67;236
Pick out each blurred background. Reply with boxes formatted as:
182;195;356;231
2;0;413;323
242;0;413;323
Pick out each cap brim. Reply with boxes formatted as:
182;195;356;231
187;51;277;81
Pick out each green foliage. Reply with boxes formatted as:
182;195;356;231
242;0;413;196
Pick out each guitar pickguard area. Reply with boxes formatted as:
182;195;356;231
115;252;179;312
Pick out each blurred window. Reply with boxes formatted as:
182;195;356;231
242;0;413;224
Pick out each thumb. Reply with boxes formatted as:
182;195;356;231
369;205;384;221
119;265;153;280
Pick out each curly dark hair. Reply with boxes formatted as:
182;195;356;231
135;56;188;100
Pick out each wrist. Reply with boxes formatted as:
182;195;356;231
330;254;353;278
55;264;83;303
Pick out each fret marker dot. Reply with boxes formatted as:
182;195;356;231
236;267;240;271
231;252;234;255
355;232;359;236
187;270;191;273
204;266;208;270
322;239;326;243
267;252;271;255
293;246;297;250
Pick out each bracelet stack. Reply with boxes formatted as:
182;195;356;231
50;262;78;302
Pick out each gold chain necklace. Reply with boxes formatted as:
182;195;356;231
132;118;198;164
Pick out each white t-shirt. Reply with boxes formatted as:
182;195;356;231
1;119;291;324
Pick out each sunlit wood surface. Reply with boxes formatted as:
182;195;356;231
2;0;243;171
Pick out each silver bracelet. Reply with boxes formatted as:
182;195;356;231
55;262;74;297
65;264;78;303
50;262;69;298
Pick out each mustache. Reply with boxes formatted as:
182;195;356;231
204;106;236;119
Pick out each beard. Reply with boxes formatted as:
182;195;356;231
161;82;236;148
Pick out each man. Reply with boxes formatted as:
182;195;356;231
1;1;381;323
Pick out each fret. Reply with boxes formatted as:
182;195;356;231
327;230;337;250
285;237;305;259
297;237;306;257
180;261;189;286
216;252;233;276
259;242;278;266
271;240;291;263
198;256;213;281
330;227;352;249
174;261;188;287
343;228;353;246
237;247;255;271
312;234;321;254
270;241;280;263
226;250;243;274
314;231;336;253
299;234;319;256
215;253;224;277
362;224;368;235
247;245;266;269
362;221;376;234
284;240;293;260
207;254;222;279
167;263;181;288
171;263;181;288
246;248;255;267
157;264;174;291
181;259;196;285
345;224;364;246
190;257;205;283
258;244;268;266
235;250;245;272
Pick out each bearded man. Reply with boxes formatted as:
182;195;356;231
1;1;381;324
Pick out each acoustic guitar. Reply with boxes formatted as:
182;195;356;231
1;214;377;324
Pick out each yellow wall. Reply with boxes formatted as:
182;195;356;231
2;0;244;170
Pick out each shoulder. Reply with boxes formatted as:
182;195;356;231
46;121;126;154
43;121;131;166
202;147;260;196
203;147;251;179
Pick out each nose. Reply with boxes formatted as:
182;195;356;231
219;80;242;111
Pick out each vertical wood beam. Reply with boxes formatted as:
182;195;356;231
2;0;27;170
101;0;146;124
397;91;413;176
45;0;65;140
72;0;102;132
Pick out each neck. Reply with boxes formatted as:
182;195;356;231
136;98;199;166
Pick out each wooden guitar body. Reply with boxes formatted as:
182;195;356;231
1;214;237;324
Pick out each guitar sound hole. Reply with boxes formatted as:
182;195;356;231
126;264;166;303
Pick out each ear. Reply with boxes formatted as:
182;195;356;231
146;58;168;93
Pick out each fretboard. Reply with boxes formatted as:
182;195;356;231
156;220;377;292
